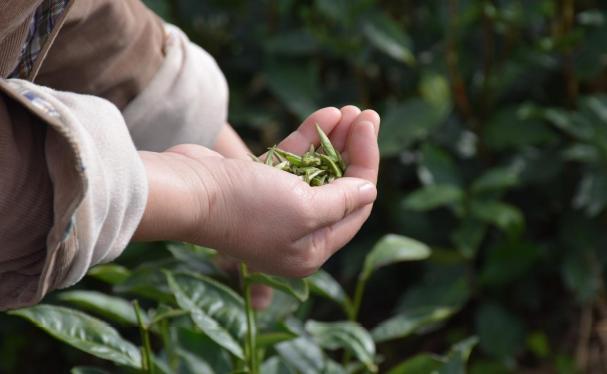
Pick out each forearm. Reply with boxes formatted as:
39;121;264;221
213;123;250;159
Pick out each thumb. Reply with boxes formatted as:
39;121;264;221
309;177;377;227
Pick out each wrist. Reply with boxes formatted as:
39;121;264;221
133;150;215;243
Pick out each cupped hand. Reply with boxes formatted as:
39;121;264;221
166;106;380;277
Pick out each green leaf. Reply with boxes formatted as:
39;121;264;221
387;354;444;374
276;336;326;374
484;107;556;150
450;218;487;259
573;169;607;217
371;306;455;343
58;291;146;326
70;368;111;374
475;303;524;360
177;327;233;374
246;273;309;303
257;291;302;330
470;200;524;236
361;234;431;281
379;99;447;157
562;248;601;303
257;331;298;349
363;12;415;65
480;242;543;287
114;260;177;303
417;144;461;187
419;72;451;115
261;356;297;374
439;337;479;374
166;243;218;275
176;349;214;374
306;320;377;372
265;61;319;120
397;265;470;313
527;331;551;359
306;270;350;311
10;305;141;368
471;167;520;194
166;271;246;359
87;264;130;285
316;123;339;162
402;185;464;211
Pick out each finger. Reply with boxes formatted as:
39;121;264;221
308;177;376;227
251;284;273;310
165;144;224;160
294;204;373;264
344;120;380;184
329;105;361;152
356;109;381;137
275;107;342;155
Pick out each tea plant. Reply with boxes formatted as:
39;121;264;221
10;236;477;373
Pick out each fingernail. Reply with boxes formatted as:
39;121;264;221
359;182;377;204
355;120;376;135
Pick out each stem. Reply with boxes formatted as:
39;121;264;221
343;276;368;367
133;300;154;374
159;319;178;372
240;263;258;374
349;276;368;322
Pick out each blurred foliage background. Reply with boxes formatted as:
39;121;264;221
3;0;607;372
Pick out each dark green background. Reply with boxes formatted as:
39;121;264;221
3;0;607;372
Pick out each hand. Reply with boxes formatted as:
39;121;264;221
135;106;380;278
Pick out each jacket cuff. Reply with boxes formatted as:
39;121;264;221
123;24;229;151
0;79;148;309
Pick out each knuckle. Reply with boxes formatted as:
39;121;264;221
341;189;355;219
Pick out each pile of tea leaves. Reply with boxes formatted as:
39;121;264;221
252;124;346;186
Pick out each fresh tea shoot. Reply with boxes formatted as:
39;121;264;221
252;124;345;186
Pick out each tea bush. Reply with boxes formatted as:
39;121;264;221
3;0;607;373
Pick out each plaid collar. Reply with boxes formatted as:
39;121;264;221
9;0;70;79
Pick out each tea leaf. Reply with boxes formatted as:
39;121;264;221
315;123;339;161
361;234;431;281
87;264;130;285
402;185;464;211
58;291;146;326
176;327;234;373
363;12;415;65
273;148;304;166
319;154;343;178
306;270;350;311
165;271;246;359
257;331;298;349
306;320;377;372
371;306;455;343
441;337;479;373
386;354;444;374
276;336;325;373
166;243;219;275
246;273;310;303
266;147;276;166
261;356;298;374
10;305;142;368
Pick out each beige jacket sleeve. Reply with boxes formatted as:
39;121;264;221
0;0;229;310
0;79;147;310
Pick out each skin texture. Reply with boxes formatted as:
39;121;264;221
133;106;380;308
